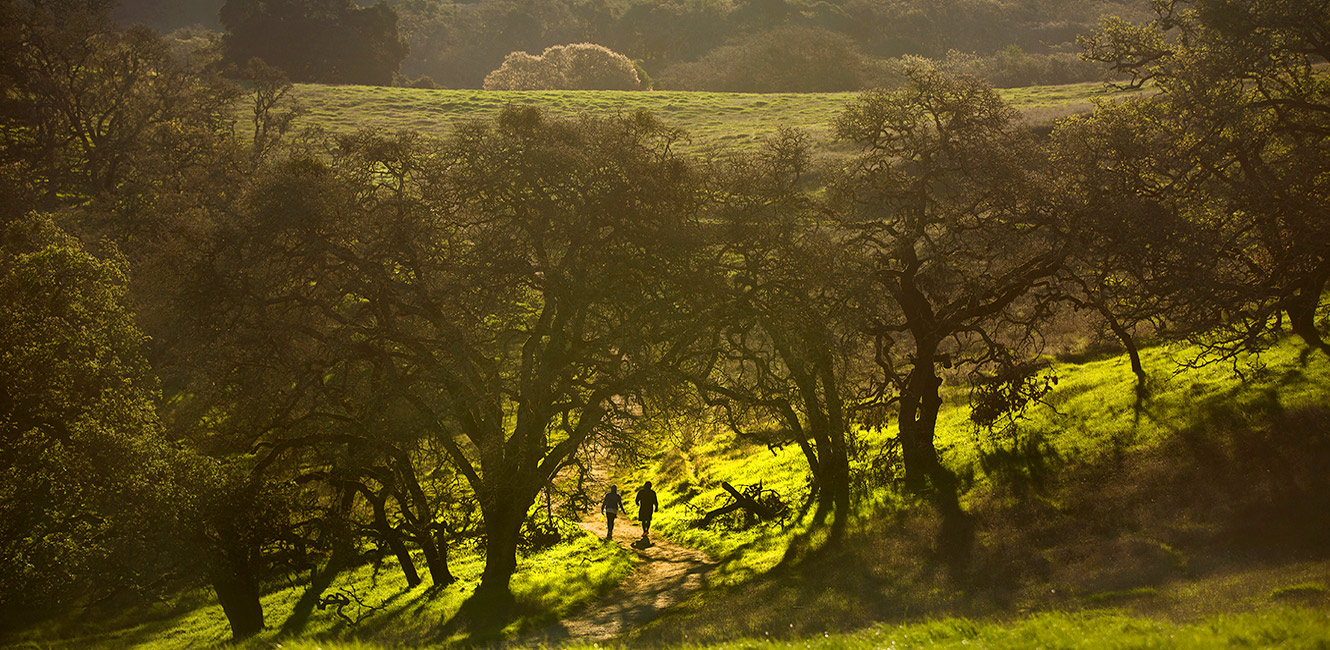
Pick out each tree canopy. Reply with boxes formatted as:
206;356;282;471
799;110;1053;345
483;42;642;90
219;0;408;85
0;213;179;619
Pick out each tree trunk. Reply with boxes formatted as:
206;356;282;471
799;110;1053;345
1286;274;1330;359
362;484;422;588
1100;305;1146;386
898;359;944;494
783;350;852;543
389;450;444;587
419;528;456;587
824;443;850;541
211;565;264;640
454;500;522;628
897;356;973;563
385;529;421;588
809;426;850;541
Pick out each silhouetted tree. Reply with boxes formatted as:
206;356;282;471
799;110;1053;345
684;130;867;544
179;108;706;627
1050;99;1197;386
1079;0;1330;360
374;108;705;624
832;64;1065;556
165;136;468;637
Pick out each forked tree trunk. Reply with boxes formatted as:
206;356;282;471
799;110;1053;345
819;449;851;539
807;425;850;541
361;484;422;587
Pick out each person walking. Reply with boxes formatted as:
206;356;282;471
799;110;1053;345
601;485;627;540
636;481;659;539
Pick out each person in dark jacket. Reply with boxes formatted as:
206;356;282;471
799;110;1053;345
635;481;659;538
601;485;627;540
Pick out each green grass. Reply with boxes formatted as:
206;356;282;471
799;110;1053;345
635;335;1329;563
941;337;1330;482
9;529;634;649
290;81;1142;154
636;334;1330;545
1271;582;1330;601
613;335;1330;644
192;607;1330;649
10;334;1329;648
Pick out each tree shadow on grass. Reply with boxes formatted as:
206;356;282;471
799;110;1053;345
633;395;1330;647
973;396;1330;606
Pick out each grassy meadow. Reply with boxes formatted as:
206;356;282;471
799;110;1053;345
292;81;1142;154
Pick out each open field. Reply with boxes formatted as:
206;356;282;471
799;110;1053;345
292;81;1143;154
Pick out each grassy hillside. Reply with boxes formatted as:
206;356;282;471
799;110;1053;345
12;532;635;649
292;81;1142;154
620;336;1330;645
242;607;1330;650
12;335;1328;649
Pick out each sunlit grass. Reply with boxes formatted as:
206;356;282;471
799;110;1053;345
228;606;1330;649
290;81;1143;155
619;335;1330;603
12;529;634;649
13;331;1329;648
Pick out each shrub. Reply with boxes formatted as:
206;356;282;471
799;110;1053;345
482;43;641;90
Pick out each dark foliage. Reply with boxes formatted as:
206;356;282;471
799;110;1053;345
219;0;408;85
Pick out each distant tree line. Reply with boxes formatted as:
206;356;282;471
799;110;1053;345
389;0;1147;89
2;0;1326;642
115;0;1147;89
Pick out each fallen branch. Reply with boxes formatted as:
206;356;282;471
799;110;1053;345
697;481;784;527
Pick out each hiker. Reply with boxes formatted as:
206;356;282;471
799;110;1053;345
601;485;627;539
636;481;659;538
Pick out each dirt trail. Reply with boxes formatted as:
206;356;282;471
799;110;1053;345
518;514;716;646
